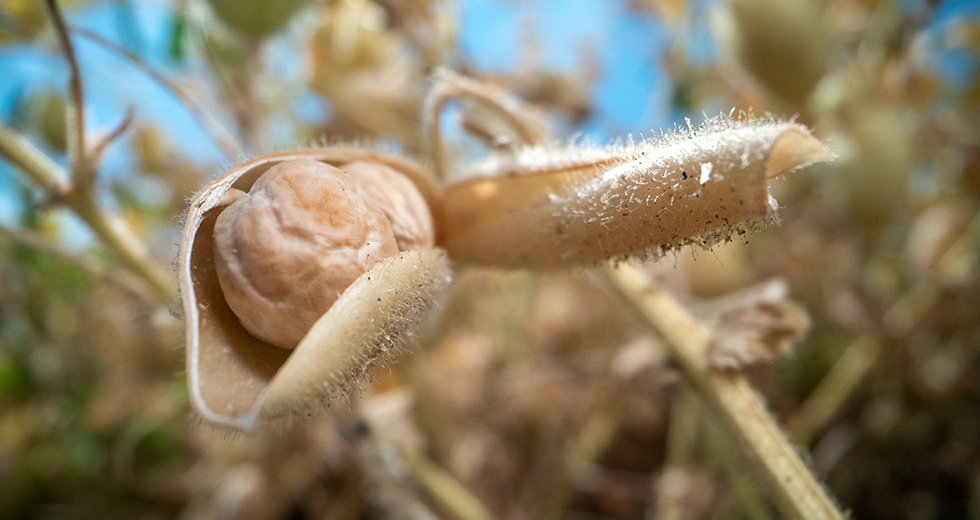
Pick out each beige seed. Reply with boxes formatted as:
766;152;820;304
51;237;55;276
212;158;399;349
341;161;436;251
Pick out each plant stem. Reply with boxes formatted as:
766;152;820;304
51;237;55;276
71;27;242;161
0;124;70;192
0;124;173;303
700;395;776;520
606;263;844;520
402;450;495;520
424;68;549;182
786;337;878;444
789;208;980;443
0;224;153;300
652;388;703;520
43;0;95;190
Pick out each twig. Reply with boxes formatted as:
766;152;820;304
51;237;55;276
71;26;243;161
0;124;173;304
700;395;776;520
606;263;845;520
786;337;879;444
43;0;94;190
424;68;549;181
402;451;495;520
788;207;980;442
92;107;136;164
0;124;70;194
231;39;264;151
344;409;493;520
14;2;179;305
651;388;703;520
793;208;980;441
0;224;154;301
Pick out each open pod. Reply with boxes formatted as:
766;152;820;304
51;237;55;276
438;119;834;267
179;149;451;431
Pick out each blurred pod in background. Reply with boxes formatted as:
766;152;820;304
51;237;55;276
203;0;308;39
718;0;832;108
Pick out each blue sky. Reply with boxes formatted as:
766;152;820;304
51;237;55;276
459;0;670;137
0;0;677;231
1;0;977;234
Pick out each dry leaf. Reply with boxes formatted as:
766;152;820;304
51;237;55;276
691;279;810;368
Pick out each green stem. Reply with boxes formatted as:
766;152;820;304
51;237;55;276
43;0;95;190
789;209;980;443
700;394;777;520
652;388;703;520
787;337;878;444
0;124;173;304
606;263;844;520
0;124;70;191
403;451;495;520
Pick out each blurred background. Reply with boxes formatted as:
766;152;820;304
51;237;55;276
1;0;979;518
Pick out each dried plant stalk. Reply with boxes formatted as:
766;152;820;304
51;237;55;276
424;67;550;180
438;118;833;267
608;264;844;520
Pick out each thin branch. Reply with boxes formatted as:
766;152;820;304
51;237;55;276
651;388;704;520
788;207;980;442
71;26;243;161
0;224;155;301
43;0;94;189
700;394;777;520
402;450;495;520
786;337;879;444
424;68;549;181
0;123;173;304
606;263;845;520
0;124;70;194
92;107;136;164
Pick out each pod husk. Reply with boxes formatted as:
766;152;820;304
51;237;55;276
179;149;450;430
438;121;834;267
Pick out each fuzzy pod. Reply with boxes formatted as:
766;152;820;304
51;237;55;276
179;149;450;430
437;118;834;267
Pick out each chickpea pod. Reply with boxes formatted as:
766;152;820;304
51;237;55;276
179;72;834;431
180;149;449;430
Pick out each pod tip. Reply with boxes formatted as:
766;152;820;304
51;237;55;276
765;126;836;179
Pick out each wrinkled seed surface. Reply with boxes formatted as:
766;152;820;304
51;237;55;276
341;161;435;251
213;158;400;349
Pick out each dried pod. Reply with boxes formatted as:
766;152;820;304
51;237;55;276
179;149;450;430
438;117;835;267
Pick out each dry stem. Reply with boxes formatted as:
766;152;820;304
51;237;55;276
789;207;980;442
71;27;242;161
0;224;153;300
424;68;549;181
403;451;495;520
0;124;173;303
43;0;94;190
606;263;844;520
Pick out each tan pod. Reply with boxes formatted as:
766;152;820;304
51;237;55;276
179;149;450;430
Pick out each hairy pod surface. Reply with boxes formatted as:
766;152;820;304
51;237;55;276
179;149;450;430
438;119;834;267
